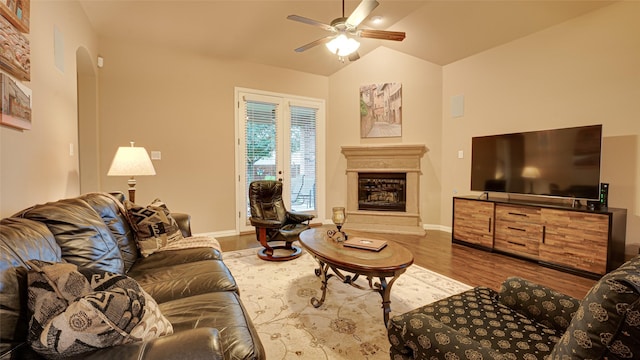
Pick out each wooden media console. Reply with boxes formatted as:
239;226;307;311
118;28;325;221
452;196;627;278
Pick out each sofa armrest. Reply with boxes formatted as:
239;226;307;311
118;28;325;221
498;276;580;332
1;329;224;360
172;212;192;238
86;328;224;360
388;312;501;359
109;191;192;238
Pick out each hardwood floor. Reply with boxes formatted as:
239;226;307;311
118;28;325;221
216;225;596;299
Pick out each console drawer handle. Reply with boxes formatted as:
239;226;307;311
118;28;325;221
507;240;527;247
507;226;526;232
508;212;528;217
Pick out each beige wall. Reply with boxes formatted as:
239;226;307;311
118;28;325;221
0;1;98;216
96;38;329;234
327;47;443;227
2;1;637;256
441;1;640;254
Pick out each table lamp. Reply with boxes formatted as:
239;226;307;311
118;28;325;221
521;166;541;194
107;141;156;203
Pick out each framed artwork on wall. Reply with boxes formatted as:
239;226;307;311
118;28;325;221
0;14;30;81
0;71;32;130
360;83;402;138
0;0;29;33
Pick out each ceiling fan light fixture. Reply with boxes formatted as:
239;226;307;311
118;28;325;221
325;34;360;57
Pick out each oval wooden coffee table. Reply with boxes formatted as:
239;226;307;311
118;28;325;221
298;228;414;325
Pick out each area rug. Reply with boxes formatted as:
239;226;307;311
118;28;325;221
223;247;471;360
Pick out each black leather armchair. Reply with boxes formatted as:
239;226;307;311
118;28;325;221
248;180;314;261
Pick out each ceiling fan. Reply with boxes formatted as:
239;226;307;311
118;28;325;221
287;0;406;61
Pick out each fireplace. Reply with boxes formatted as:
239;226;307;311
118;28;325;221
358;172;406;212
341;144;428;235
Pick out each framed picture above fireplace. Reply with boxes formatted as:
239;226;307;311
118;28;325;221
359;83;402;138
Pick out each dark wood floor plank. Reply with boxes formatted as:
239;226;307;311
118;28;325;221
216;225;596;299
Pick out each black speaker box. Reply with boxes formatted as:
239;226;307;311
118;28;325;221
600;183;609;208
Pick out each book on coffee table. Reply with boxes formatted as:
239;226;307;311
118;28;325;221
343;237;388;251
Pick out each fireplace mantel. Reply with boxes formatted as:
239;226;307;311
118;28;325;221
341;144;428;235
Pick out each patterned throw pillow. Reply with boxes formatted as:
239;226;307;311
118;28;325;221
26;260;173;359
125;199;184;257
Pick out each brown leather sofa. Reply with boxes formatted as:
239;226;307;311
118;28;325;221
0;192;265;360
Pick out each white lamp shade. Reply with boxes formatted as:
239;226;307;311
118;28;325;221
326;34;360;57
521;166;541;179
107;146;156;176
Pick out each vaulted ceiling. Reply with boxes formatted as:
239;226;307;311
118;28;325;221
78;1;613;76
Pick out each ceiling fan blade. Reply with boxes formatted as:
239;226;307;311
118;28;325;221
358;29;406;41
346;0;379;28
287;15;335;32
294;36;335;53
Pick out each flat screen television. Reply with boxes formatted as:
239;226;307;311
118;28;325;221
471;125;602;200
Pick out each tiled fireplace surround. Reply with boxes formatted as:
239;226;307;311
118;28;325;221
341;144;428;235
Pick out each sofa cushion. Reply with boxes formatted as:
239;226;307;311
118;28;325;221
388;286;561;359
125;199;184;257
26;260;173;359
159;291;264;360
128;246;223;274
128;259;238;303
82;192;140;272
549;256;640;359
17;198;125;273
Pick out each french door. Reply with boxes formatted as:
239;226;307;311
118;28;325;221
235;88;324;232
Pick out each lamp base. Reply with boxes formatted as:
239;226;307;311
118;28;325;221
127;176;137;203
128;188;136;203
327;229;348;242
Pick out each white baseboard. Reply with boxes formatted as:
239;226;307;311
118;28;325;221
193;230;238;238
423;224;452;233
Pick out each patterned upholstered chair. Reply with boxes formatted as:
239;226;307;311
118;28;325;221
248;180;315;261
388;255;640;359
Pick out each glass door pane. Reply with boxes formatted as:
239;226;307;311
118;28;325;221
289;105;316;212
244;99;279;221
